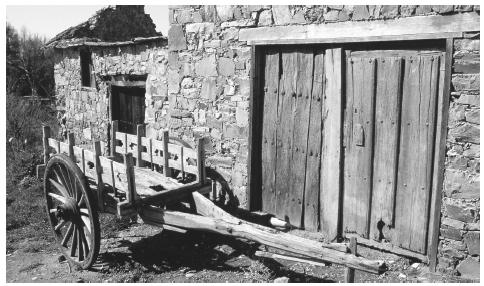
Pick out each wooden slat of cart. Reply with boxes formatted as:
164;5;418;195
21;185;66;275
343;56;376;239
369;57;403;241
303;51;324;231
320;48;343;239
261;49;280;216
275;50;298;226
395;55;439;253
290;49;313;228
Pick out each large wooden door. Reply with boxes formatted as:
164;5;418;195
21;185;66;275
343;49;444;254
260;47;341;236
111;86;145;134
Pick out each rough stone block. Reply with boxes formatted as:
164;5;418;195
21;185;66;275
223;124;247;139
454;60;480;74
441;227;463;240
449;123;480;144
221;27;239;40
200;77;218;100
185;22;215;35
218;57;235;76
455;94;480;107
454;39;480;52
195;54;217;77
168;69;180;94
272;5;292;25
455;5;474;12
465;109;479;124
177;9;193;24
442;217;466;230
441;247;465;259
353;5;371;20
463;144;480;158
456;257;480;278
381;5;399;18
400;5;417;17
258;9;273;26
168;25;187;51
216;5;235;22
221;19;257;28
236;107;249;127
368;5;382;18
415;5;432;15
464;231;480;255
432;5;454;14
445;201;476;223
192;11;203;22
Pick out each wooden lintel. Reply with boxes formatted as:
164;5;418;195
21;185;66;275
110;80;146;87
241;13;478;44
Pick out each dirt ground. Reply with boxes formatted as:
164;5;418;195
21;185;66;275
6;212;476;283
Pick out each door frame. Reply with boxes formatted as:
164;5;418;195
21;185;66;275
247;37;453;270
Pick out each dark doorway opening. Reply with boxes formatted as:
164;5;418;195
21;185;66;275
111;85;146;135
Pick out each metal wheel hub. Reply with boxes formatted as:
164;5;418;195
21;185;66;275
56;199;79;222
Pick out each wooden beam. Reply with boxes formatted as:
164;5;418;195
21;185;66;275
240;13;478;44
139;206;386;274
428;39;453;271
111;120;118;157
124;153;138;205
162;130;172;177
67;133;75;160
254;250;328;267
344;237;357;283
42;125;51;164
247;44;263;211
346;233;429;263
196;138;206;183
138;181;211;206
136;124;145;167
93;141;105;211
110;80;146;87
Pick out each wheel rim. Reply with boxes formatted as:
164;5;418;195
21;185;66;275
44;156;97;266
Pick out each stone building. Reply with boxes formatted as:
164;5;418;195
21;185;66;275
47;5;480;278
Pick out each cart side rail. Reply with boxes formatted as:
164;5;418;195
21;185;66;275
111;121;205;183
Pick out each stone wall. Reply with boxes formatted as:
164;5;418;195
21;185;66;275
439;33;480;277
165;4;479;276
53;40;168;155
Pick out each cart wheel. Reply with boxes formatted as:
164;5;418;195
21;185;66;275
44;154;100;269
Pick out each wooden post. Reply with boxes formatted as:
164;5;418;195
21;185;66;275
211;180;217;201
344;237;358;283
93;141;105;211
136;124;145;167
42;125;51;164
111;120;118;157
124;153;138;204
148;138;154;171
197;137;206;184
67;133;75;160
162;130;171;177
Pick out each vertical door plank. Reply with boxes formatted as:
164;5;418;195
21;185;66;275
320;48;343;240
261;50;280;215
343;56;376;239
395;55;439;253
275;50;298;225
369;57;403;241
290;50;314;228
303;51;324;231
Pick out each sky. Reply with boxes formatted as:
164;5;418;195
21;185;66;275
6;5;170;40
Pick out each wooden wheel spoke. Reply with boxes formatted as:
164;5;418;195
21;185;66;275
78;227;85;261
79;227;90;257
54;220;68;231
79;208;89;216
70;226;78;257
53;167;70;196
48;192;67;204
49;178;70;199
81;215;92;237
77;194;85;207
60;164;76;198
61;223;74;247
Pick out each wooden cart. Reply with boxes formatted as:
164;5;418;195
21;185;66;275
37;122;387;282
